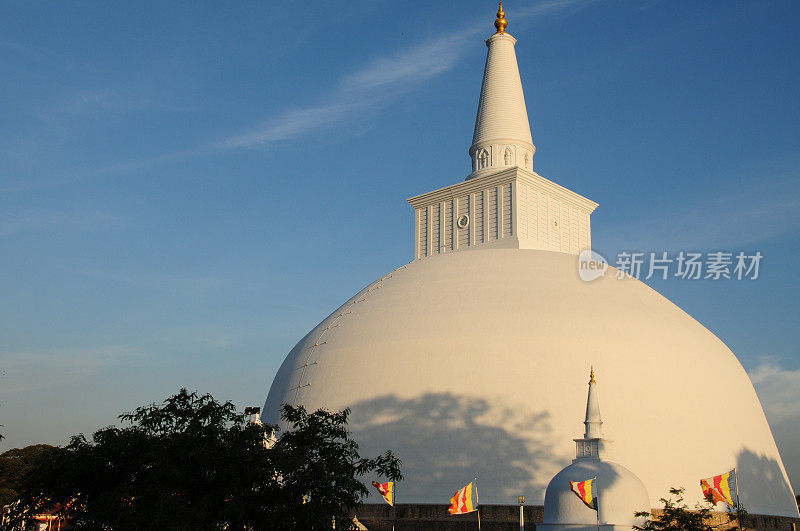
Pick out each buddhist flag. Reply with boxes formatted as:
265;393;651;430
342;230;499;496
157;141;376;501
372;481;394;506
448;482;477;515
569;476;597;510
701;470;736;506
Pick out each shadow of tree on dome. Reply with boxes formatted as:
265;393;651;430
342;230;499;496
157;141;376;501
346;392;559;505
735;448;798;517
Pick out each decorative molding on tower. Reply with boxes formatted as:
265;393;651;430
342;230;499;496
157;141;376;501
407;168;597;259
574;369;614;461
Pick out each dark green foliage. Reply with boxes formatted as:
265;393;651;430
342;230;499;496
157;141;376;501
0;444;60;507
3;389;401;530
634;487;744;531
272;404;402;529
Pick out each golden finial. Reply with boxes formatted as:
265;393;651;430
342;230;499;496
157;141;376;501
494;2;508;34
589;367;596;384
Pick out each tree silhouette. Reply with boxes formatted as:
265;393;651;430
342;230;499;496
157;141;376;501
3;389;401;530
634;487;745;531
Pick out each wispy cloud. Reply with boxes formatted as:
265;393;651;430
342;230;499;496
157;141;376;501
599;177;800;252
0;38;55;61
0;145;204;195
219;0;594;150
749;360;800;485
35;83;197;124
219;102;366;149
750;361;800;423
0;209;122;236
217;29;473;149
337;31;474;94
0;0;596;193
0;345;149;394
44;88;144;117
77;268;234;295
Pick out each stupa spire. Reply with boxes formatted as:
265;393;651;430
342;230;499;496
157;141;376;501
573;368;612;460
468;3;535;180
584;367;603;438
406;3;597;259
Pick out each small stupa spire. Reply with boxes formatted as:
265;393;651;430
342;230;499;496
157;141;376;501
584;367;603;438
494;2;508;34
573;368;611;460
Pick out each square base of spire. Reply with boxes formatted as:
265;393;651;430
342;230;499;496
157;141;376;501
407;167;598;259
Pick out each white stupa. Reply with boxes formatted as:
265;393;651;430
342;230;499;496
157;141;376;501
539;370;650;530
262;4;798;517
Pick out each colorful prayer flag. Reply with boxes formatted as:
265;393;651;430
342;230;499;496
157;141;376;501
701;470;736;505
372;481;394;506
448;482;477;515
569;476;597;510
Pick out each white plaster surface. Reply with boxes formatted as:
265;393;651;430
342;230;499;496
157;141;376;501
469;32;535;179
263;249;799;516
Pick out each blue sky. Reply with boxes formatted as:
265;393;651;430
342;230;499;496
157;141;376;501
1;0;799;488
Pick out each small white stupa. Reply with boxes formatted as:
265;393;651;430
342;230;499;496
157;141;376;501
540;370;650;530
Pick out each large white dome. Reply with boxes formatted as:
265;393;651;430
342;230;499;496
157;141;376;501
262;249;798;516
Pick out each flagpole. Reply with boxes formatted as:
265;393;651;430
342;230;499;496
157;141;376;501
393;481;396;531
475;477;481;531
595;475;600;531
734;468;742;531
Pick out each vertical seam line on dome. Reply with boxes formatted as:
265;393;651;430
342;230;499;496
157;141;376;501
291;262;413;406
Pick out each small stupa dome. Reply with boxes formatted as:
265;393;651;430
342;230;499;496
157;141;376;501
543;460;650;529
540;371;650;530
